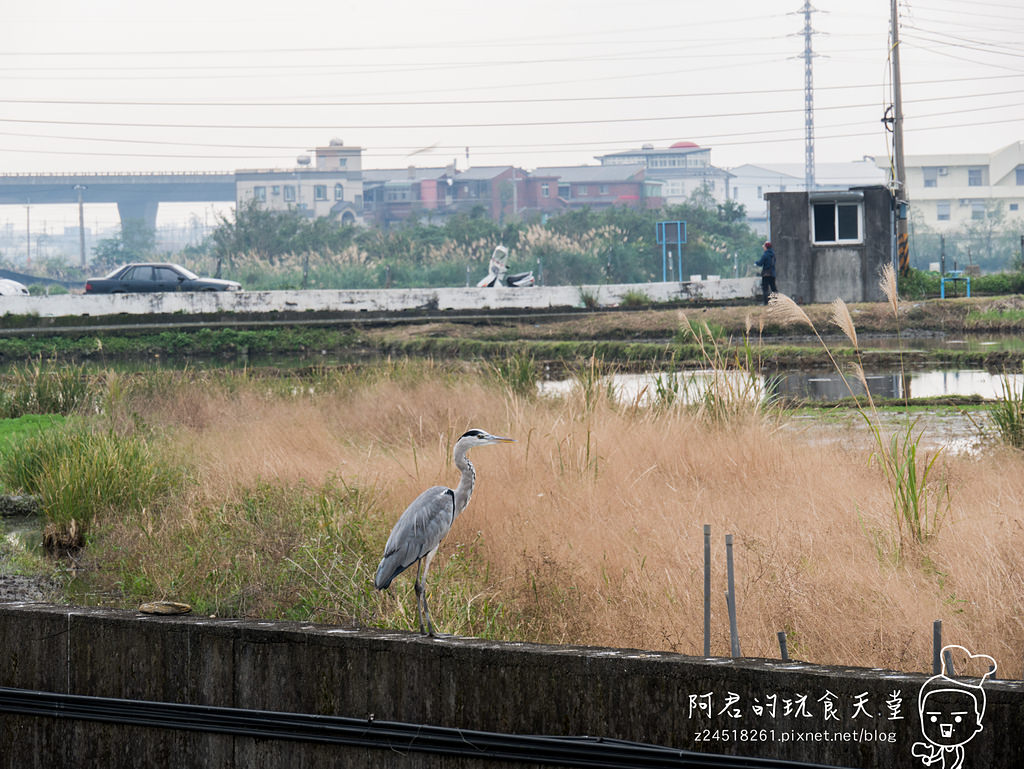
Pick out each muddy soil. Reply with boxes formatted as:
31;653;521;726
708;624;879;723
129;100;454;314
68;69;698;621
370;295;1024;344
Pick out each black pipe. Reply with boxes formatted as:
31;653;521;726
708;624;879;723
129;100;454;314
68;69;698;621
0;686;841;769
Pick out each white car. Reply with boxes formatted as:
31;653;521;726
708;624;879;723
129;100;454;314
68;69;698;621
0;279;29;296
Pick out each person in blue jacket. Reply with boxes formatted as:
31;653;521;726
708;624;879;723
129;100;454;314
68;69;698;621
755;241;776;305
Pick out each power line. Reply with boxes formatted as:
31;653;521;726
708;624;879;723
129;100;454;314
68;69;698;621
1;70;1021;111
0;15;791;59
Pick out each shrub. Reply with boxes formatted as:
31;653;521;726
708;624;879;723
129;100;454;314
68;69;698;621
619;289;652;307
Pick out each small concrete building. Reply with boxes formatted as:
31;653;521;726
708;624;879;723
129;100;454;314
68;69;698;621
765;185;894;304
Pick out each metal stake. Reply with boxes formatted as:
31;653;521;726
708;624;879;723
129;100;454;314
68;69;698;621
725;534;740;658
778;631;789;661
703;524;711;657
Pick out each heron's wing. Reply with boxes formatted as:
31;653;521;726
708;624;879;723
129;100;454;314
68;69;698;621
374;486;456;590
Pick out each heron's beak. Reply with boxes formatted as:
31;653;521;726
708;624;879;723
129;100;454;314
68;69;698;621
490;434;515;443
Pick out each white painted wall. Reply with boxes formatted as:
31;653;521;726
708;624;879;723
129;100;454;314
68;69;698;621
3;279;759;319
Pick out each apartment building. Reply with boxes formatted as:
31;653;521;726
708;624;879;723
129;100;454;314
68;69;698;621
595;141;732;204
877;141;1024;231
532;164;661;211
235;139;364;224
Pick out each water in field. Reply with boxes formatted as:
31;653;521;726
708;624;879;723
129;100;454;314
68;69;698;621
538;368;1024;404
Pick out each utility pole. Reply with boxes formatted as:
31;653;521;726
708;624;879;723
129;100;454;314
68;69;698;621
511;167;518;219
801;0;817;191
890;0;910;275
74;184;88;268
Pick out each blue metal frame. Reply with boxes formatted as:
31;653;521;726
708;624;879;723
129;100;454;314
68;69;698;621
655;221;687;282
940;270;970;299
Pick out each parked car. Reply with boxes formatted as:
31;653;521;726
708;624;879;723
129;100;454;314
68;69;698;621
0;279;29;296
84;263;242;294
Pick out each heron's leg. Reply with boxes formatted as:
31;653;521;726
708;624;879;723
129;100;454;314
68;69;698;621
413;559;426;634
418;548;440;636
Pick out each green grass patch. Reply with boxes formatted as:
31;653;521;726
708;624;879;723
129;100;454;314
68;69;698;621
74;478;523;637
0;413;66;448
487;350;539;399
0;361;95;418
0;421;186;542
965;307;1024;327
990;369;1024;449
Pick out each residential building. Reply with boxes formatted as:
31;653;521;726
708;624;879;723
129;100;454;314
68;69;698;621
517;171;565;218
361;167;455;226
596;142;732;204
532;164;662;210
878;141;1024;231
235;139;363;224
448;166;519;220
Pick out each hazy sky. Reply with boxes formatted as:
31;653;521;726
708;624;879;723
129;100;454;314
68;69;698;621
1;0;1022;230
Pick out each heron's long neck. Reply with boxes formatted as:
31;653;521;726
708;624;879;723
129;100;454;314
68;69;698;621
452;447;475;517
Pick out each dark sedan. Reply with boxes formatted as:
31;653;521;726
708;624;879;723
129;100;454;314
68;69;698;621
85;263;242;294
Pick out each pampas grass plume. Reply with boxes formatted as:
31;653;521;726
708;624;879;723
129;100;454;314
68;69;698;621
829;298;858;349
766;293;813;329
880;263;900;318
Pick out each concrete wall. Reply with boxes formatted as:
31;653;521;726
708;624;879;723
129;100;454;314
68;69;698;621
766;186;893;304
1;604;1022;768
0;279;759;319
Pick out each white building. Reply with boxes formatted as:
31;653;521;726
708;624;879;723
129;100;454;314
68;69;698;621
728;161;887;235
235;139;363;224
877;141;1024;231
595;142;732;205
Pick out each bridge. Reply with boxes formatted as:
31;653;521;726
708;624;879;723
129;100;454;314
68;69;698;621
0;171;236;230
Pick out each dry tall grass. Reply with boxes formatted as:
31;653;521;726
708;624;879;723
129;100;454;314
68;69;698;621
112;365;1024;676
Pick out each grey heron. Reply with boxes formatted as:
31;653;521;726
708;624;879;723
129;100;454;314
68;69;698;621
374;428;514;636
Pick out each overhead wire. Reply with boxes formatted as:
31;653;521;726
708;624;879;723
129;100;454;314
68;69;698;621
0;4;1019;168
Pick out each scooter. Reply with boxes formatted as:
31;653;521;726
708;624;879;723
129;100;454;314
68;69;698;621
476;245;535;288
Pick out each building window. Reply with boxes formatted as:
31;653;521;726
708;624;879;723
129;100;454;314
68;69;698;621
599;184;608;195
334;183;344;200
922;167;939;188
254;186;266;202
541;183;550;198
936;201;951;221
757;185;763;198
968;168;984;186
558;183;570;198
579;185;589;196
1011;203;1020;212
811;201;861;244
338;158;347;167
1016;167;1024;185
272;186;281;196
284;185;296;202
971;201;986;220
314;185;327;201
